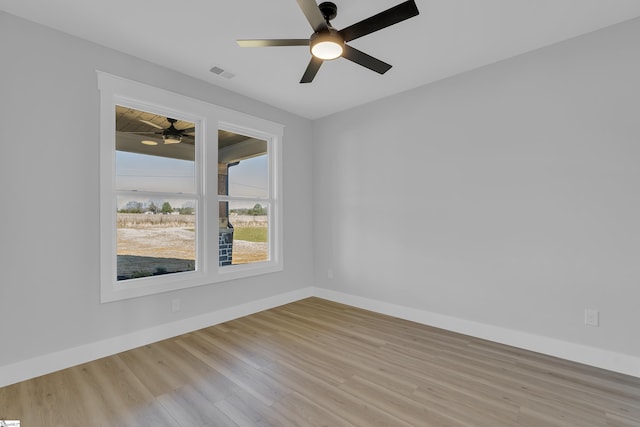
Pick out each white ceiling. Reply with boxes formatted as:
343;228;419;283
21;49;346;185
3;0;640;119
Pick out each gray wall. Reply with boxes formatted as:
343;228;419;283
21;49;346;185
312;18;640;358
0;12;313;367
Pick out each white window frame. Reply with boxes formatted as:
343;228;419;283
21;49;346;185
98;72;283;303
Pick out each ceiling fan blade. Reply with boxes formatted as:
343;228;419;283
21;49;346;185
341;45;392;74
339;0;419;42
237;39;309;47
120;131;161;135
300;57;324;83
139;119;165;129
179;127;196;134
296;0;328;32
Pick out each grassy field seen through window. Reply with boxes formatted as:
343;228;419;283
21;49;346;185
233;226;267;243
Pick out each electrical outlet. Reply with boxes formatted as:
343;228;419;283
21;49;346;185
171;298;181;313
584;308;599;327
328;269;334;280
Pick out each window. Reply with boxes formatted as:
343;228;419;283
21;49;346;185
99;72;283;302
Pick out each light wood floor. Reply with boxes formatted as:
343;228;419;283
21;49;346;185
2;297;639;426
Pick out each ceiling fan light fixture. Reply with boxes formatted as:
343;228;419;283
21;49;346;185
163;134;182;144
141;139;159;146
310;31;344;60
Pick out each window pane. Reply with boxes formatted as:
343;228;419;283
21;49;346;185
219;201;269;266
218;129;270;267
218;130;268;198
117;196;196;281
116;105;195;193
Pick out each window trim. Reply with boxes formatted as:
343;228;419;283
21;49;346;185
98;72;284;303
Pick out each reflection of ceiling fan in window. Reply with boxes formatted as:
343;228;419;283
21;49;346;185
124;117;195;146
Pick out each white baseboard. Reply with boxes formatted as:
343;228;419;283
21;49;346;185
0;287;314;387
3;285;638;387
313;287;640;379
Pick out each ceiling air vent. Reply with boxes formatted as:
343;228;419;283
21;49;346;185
210;66;235;79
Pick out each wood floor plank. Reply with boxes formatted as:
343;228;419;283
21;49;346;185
156;384;238;427
272;391;359;427
2;297;639;426
177;333;289;407
217;386;299;427
262;358;415;427
116;341;191;397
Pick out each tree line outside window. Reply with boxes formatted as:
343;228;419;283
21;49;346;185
118;201;266;216
118;200;195;215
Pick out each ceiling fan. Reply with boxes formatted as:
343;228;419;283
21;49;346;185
130;118;196;146
237;0;419;83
